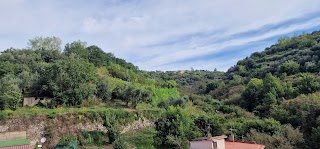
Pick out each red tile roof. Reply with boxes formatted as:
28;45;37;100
225;140;265;149
0;145;31;149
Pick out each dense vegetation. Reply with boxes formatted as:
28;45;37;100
1;31;320;149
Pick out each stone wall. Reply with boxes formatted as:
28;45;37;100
121;118;154;133
0;115;108;149
0;131;27;141
0;114;153;148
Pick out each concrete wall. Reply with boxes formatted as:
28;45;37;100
23;97;52;107
214;139;225;149
190;140;214;149
0;131;27;141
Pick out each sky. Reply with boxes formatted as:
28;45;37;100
1;0;320;71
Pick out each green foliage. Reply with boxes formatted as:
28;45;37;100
0;62;15;77
96;77;112;101
309;126;320;149
228;31;320;79
241;78;263;111
2;33;320;149
28;36;62;51
154;106;201;148
43;58;97;106
279;60;300;75
54;135;79;149
107;127;120;144
194;116;223;136
113;137;127;149
247;125;304;149
78;131;107;146
123;127;157;149
64;41;88;59
241;73;288;117
0;75;22;110
297;74;320;94
158;96;189;109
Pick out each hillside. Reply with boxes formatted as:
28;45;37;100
0;32;320;149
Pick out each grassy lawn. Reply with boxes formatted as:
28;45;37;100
0;139;29;147
123;127;157;149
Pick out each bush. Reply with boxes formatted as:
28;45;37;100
78;131;107;146
54;135;78;149
113;137;128;149
107;127;120;144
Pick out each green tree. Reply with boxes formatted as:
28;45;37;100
247;125;304;149
64;41;89;59
309;126;320;149
241;78;263;111
298;74;320;94
279;61;300;75
113;137;128;149
28;36;62;51
87;45;107;67
0;62;15;77
0;75;22;110
43;58;97;106
96;77;113;101
155;106;200;148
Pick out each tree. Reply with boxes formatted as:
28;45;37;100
247;125;304;149
309;126;320;149
0;75;22;110
0;62;15;77
194;116;223;136
155;106;200;148
42;58;97;106
113;137;127;149
241;78;263;111
64;41;89;59
298;74;320;94
87;45;107;67
28;36;62;51
278;61;300;75
96;77;112;101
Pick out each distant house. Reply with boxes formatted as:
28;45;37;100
190;134;265;149
23;97;52;107
0;131;31;149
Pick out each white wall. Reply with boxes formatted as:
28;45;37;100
190;140;214;149
215;139;225;149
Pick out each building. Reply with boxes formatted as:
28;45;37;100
0;131;31;149
190;135;265;149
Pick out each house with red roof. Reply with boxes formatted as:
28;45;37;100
190;134;265;149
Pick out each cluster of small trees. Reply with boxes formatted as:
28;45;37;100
0;37;174;110
241;73;320;117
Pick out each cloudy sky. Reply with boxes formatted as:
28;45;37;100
1;0;320;71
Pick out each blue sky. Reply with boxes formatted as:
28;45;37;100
1;0;320;71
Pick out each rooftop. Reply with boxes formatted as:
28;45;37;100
192;135;228;141
225;140;265;149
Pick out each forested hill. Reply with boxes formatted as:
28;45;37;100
227;31;320;79
190;31;320;149
146;31;320;149
1;32;320;149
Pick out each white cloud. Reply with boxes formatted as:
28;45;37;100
0;0;320;70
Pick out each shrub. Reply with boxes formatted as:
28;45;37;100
113;137;128;149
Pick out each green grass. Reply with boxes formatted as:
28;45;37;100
0;106;116;119
0;139;29;147
123;127;157;149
